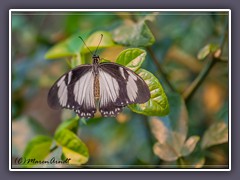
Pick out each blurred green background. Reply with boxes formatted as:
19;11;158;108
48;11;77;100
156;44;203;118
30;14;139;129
11;11;229;168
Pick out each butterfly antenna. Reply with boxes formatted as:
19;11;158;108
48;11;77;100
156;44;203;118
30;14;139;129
78;36;94;56
94;34;103;55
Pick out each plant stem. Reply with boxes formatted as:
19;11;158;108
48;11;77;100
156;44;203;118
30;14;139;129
50;145;58;153
220;20;229;51
183;58;216;101
128;14;175;92
177;157;186;168
147;47;176;92
217;57;228;63
182;19;228;102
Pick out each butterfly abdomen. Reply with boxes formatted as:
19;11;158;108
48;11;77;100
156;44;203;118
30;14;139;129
94;75;100;98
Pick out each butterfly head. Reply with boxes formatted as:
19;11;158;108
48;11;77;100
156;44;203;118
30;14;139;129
92;54;100;64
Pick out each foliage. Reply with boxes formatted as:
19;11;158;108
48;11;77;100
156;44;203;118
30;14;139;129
150;93;199;161
12;11;229;169
54;128;89;165
197;43;220;60
201;121;228;149
22;136;52;168
112;19;155;47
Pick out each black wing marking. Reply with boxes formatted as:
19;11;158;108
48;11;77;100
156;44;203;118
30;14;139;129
48;65;96;118
98;63;150;117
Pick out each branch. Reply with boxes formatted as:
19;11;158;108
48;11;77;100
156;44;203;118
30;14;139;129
128;14;175;92
216;57;228;63
182;20;229;102
182;57;216;101
147;47;176;92
50;145;58;153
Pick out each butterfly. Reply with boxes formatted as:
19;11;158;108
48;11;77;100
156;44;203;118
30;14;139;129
48;34;150;118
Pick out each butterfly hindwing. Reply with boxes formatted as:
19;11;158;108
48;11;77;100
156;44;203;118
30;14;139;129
98;63;150;117
48;65;96;118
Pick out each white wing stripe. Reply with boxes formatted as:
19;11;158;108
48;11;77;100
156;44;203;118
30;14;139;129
99;69;119;106
101;70;117;101
57;76;68;106
80;71;92;104
73;71;95;109
119;67;126;79
67;71;72;84
57;76;65;87
128;70;138;81
126;71;138;101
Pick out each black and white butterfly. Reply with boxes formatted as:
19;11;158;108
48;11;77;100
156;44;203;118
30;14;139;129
48;35;150;118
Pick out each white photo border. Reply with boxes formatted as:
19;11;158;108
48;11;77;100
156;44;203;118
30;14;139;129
9;9;231;171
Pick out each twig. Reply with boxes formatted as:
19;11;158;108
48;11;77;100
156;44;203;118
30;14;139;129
177;157;186;168
182;57;217;101
182;19;229;102
220;21;229;51
127;14;175;92
50;145;58;153
216;57;228;63
147;47;176;92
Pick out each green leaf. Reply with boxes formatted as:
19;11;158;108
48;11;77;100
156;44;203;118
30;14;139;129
201;121;228;149
81;31;116;53
100;58;111;63
45;32;90;59
112;21;155;47
22;135;52;168
150;93;198;161
69;54;84;68
12;116;49;157
54;129;89;165
45;30;116;60
197;43;220;60
128;68;169;116
115;48;169;116
116;48;146;71
55;116;79;134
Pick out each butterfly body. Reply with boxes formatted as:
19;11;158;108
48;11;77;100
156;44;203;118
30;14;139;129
94;74;100;98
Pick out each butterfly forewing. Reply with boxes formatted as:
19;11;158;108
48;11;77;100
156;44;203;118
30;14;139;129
48;65;96;118
98;63;150;117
